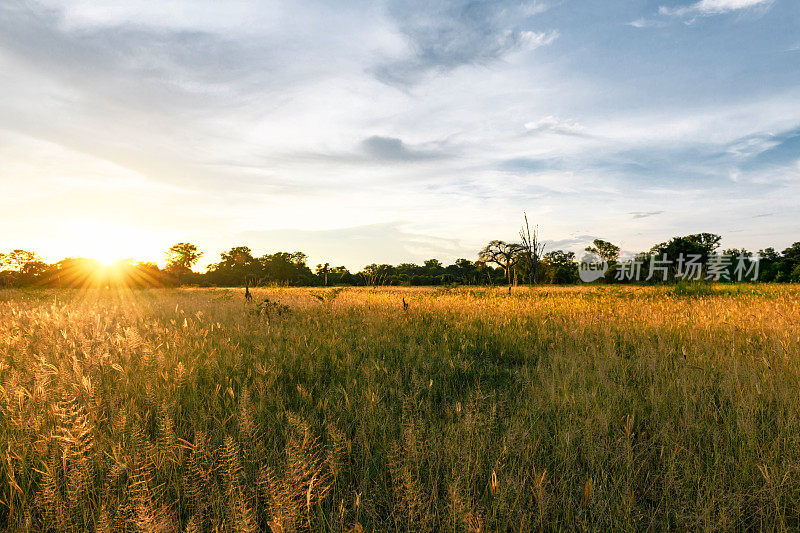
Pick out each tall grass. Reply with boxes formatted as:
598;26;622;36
1;284;799;531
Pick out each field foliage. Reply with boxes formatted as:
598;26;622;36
1;285;799;531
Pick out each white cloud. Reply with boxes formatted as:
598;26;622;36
660;0;773;17
627;18;657;28
725;135;780;159
693;0;773;13
1;0;799;265
517;30;559;50
524;116;586;136
371;0;557;87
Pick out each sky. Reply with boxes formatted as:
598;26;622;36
1;0;798;270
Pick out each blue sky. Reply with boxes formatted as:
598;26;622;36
0;0;798;268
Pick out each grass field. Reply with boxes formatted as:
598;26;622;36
1;284;800;531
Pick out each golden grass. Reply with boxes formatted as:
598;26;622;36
0;284;799;531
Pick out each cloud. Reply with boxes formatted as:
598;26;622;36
0;1;262;102
293;135;453;165
2;0;800;266
738;127;800;171
234;222;471;270
726;134;782;159
706;125;800;183
691;0;773;14
659;0;773;17
361;136;447;162
372;0;557;87
630;211;664;219
626;18;661;28
496;157;562;173
524;116;587;137
544;235;600;253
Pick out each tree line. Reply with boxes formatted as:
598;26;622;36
1;234;799;289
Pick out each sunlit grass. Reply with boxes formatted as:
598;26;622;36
1;284;799;530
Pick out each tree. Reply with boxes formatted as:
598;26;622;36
0;250;42;286
4;249;39;271
360;264;394;286
446;258;479;285
316;263;331;286
519;213;546;284
651;233;721;261
21;259;47;278
585;239;620;262
165;243;203;272
329;265;352;285
220;246;255;266
650;233;722;280
262;252;301;284
781;242;800;282
542;250;578;284
478;240;521;287
423;259;443;273
782;242;800;262
395;263;421;285
758;247;781;282
290;251;308;266
207;246;260;286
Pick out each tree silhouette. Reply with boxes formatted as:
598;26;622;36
478;240;521;287
4;249;39;271
585;239;620;262
542;250;578;284
165;243;203;272
519;213;546;284
316;263;331;286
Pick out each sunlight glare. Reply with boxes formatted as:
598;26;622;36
68;220;161;265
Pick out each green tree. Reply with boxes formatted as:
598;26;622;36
165;243;203;276
757;247;781;282
446;258;479;285
316;263;331;286
585;239;620;262
207;246;260;286
781;242;800;282
542;250;578;284
650;233;722;281
328;265;352;285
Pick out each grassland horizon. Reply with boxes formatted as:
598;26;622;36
2;284;799;531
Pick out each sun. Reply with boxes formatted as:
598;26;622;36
92;250;129;267
68;220;162;266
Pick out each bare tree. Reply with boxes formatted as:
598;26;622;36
519;212;546;284
478;240;521;287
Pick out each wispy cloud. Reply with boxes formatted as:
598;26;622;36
371;0;557;87
659;0;773;17
630;211;664;219
292;136;454;166
1;0;799;266
524;116;587;137
738;126;800;171
626;18;664;28
496;157;562;173
361;136;449;162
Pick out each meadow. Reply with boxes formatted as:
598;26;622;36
1;284;799;531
